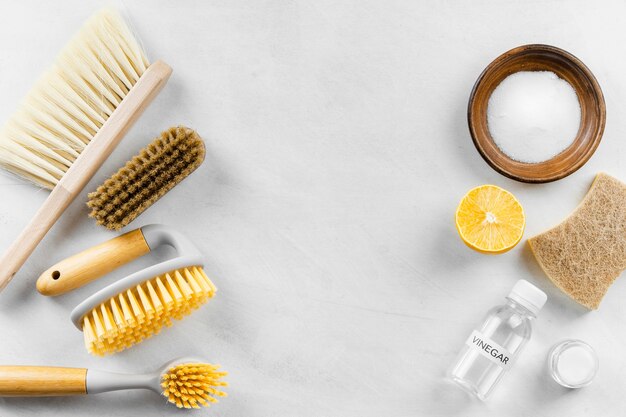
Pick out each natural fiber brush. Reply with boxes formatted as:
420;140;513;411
0;9;151;189
0;358;227;410
0;8;172;292
37;224;216;356
88;126;205;230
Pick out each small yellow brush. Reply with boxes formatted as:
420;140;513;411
0;9;172;292
37;224;216;356
0;358;228;409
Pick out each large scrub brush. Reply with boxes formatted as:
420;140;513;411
0;9;172;293
37;224;216;356
0;357;227;409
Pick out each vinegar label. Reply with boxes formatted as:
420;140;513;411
465;330;514;370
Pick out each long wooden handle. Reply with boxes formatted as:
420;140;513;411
37;228;150;296
0;366;87;396
0;60;172;294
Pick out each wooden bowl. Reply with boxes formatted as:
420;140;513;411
468;44;606;183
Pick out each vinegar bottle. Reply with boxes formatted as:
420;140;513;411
447;279;547;400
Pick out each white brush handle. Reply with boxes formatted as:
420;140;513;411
0;60;173;293
87;370;158;394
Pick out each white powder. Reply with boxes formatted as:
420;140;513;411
556;344;597;386
487;71;581;163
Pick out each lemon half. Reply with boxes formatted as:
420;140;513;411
455;185;525;254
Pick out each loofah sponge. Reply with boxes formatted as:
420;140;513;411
528;173;626;309
87;126;205;230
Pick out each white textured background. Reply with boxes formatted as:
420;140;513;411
0;0;624;415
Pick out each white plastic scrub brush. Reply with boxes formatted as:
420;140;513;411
37;224;217;356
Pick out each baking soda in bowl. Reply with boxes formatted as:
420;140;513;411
548;340;599;388
487;71;581;163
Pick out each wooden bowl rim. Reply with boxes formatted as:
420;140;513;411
468;44;606;183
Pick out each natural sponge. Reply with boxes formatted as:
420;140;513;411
528;173;626;309
88;126;205;230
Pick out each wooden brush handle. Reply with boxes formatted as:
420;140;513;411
0;366;87;396
37;228;151;296
0;61;172;294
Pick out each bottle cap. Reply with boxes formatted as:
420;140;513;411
507;279;547;315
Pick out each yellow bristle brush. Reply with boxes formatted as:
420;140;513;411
0;9;172;292
37;224;216;356
0;358;228;409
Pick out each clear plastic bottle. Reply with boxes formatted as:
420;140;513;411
447;280;547;400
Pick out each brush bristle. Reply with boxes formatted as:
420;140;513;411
161;362;228;409
0;9;149;189
81;266;216;356
87;126;205;230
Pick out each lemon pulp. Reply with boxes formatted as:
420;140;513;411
455;185;525;254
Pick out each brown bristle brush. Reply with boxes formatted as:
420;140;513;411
87;126;205;230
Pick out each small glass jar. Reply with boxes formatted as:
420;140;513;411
548;340;598;388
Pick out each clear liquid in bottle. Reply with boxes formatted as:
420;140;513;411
447;280;547;400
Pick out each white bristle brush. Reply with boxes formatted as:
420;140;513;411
0;9;172;292
0;358;228;409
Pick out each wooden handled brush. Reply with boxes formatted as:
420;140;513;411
0;9;172;293
0;358;228;409
37;224;217;356
36;228;150;295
